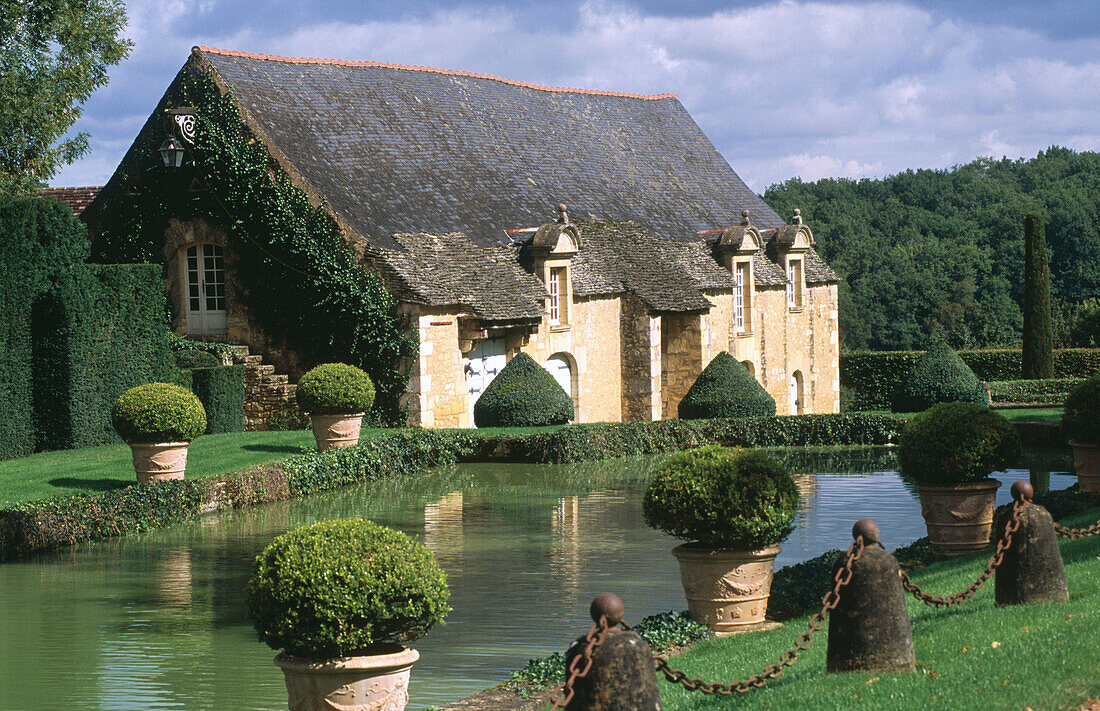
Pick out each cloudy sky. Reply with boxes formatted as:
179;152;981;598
54;0;1100;192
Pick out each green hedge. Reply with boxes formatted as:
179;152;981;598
678;352;776;419
989;378;1084;404
190;366;245;434
32;264;177;450
1;197;90;460
842;348;1100;410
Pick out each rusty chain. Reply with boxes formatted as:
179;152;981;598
549;615;611;709
1054;519;1100;538
651;536;865;695
898;498;1026;608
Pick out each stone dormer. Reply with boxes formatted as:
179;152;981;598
527;205;582;327
772;209;814;309
716;209;762;335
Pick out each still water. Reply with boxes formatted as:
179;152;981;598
0;447;1074;710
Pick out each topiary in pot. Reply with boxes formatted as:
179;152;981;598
677;352;776;420
898;402;1021;554
643;446;798;633
473;352;573;428
112;382;207;483
296;363;375;451
246;519;449;711
1062;376;1100;492
891;339;987;413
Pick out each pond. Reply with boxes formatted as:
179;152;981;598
0;446;1074;710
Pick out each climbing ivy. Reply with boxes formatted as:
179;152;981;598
92;74;413;424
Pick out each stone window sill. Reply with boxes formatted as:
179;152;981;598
788;306;804;313
549;324;572;333
735;330;754;338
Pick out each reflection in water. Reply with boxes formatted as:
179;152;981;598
0;448;1074;710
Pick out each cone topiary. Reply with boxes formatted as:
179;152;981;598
678;352;776;419
473;352;573;428
891;339;986;413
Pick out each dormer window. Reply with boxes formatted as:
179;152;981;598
549;266;568;324
787;257;803;309
524;204;581;330
734;261;752;332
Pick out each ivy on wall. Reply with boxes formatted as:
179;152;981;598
92;73;413;424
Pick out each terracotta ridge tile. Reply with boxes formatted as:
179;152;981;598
194;46;678;101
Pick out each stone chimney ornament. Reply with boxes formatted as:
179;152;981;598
793;208;803;225
557;203;570;224
740;209;751;226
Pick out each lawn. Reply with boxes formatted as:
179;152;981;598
651;507;1100;711
880;407;1064;424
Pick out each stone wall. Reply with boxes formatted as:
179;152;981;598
620;294;662;421
404;306;467;428
660;312;704;418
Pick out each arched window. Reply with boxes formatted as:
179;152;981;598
741;360;756;379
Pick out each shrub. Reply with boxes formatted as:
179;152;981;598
643;446;798;548
112;383;207;443
1068;299;1100;348
988;378;1083;404
677;352;776;419
295;363;375;415
891;340;987;413
245;519;450;658
897;402;1021;485
174;349;221;369
473;352;573;428
190;366;245;434
1062;376;1100;445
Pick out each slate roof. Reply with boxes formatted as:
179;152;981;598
39;186;101;216
193;47;785;249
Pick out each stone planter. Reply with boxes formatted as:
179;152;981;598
671;544;781;635
310;413;364;451
274;645;418;711
915;479;1001;555
1069;440;1100;493
129;441;189;483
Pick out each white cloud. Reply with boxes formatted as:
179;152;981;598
53;1;1100;194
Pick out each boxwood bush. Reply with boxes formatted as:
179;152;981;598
897;402;1021;485
892;340;987;413
112;383;207;443
1062;376;1100;445
174;349;221;369
643;446;798;548
473;352;573;428
296;363;375;415
678;352;776;419
190;366;245;434
245;519;450;658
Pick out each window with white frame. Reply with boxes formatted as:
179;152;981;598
734;261;751;332
549;267;568;324
786;259;803;308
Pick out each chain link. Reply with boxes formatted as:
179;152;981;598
1054;519;1100;539
549;615;611;709
898;498;1026;608
652;536;865;695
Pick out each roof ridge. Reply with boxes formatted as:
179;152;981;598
194;46;678;101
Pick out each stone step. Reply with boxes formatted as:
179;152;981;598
263;373;288;385
256;364;275;376
241;355;264;366
229;345;250;357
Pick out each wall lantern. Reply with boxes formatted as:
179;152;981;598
159;107;197;169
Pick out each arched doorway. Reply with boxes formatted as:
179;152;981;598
741;360;756;380
546;352;578;419
789;370;804;415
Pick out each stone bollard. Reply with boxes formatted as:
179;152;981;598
826;519;916;673
994;481;1069;606
565;593;662;711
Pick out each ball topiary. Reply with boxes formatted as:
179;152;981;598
173;348;221;369
473;352;573;428
296;363;376;415
678;352;776;419
891;339;987;413
245;519;450;658
897;402;1021;485
112;382;207;443
643;446;798;549
1061;376;1100;445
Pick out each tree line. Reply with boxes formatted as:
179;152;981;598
763;147;1100;352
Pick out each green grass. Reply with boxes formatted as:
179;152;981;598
876;407;1064;424
653;507;1100;711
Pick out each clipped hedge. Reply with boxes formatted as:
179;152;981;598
891;340;987;413
843;348;1100;410
474;352;573;428
989;378;1084;404
678;352;776;419
190;366;245;434
174;349;221;369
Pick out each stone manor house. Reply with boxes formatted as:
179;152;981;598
81;46;840;428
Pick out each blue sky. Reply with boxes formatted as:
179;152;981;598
54;0;1100;192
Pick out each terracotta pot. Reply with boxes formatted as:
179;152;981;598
671;544;781;635
274;645;418;711
1069;440;1100;493
129;441;189;483
915;479;1001;555
310;413;364;451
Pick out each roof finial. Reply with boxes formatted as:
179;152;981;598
792;208;802;225
557;203;569;224
740;209;751;227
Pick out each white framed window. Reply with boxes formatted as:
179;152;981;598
786;258;803;309
549;267;568;325
184;243;227;335
734;261;751;332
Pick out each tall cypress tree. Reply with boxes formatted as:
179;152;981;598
1022;213;1054;379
